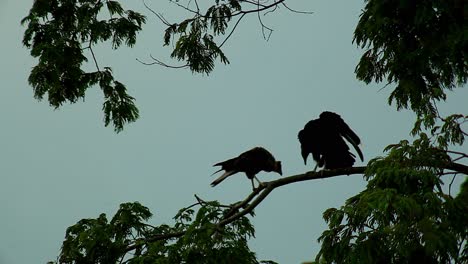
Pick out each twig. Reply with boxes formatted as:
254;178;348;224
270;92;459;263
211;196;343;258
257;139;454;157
170;0;199;15
135;56;189;69
194;0;200;13
447;150;468;158
219;13;246;48
194;194;232;208
242;0;268;8
143;0;171;26
257;1;274;40
282;2;314;15
264;1;279;16
88;42;100;72
448;173;458;196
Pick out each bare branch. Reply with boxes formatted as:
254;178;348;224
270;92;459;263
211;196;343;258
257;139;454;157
169;0;199;15
447;150;468;157
257;0;274;40
88;43;100;72
241;0;268;8
263;1;279;16
143;0;171;26
448;173;457;196
135;55;189;69
281;2;314;15
240;0;286;16
194;0;200;13
219;13;246;48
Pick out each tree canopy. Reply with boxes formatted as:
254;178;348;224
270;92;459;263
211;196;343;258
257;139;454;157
21;0;467;263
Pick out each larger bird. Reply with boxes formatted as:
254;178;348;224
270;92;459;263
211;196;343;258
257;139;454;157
298;111;364;170
211;147;282;189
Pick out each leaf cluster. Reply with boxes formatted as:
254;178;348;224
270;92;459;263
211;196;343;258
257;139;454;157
21;0;146;132
163;1;242;74
54;200;272;264
354;0;467;123
59;202;152;263
317;136;467;263
412;113;467;149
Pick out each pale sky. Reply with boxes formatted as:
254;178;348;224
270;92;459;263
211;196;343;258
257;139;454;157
0;1;466;263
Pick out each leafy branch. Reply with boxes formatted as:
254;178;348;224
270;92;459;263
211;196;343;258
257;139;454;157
21;0;146;132
53;150;467;263
354;0;466;126
139;0;312;73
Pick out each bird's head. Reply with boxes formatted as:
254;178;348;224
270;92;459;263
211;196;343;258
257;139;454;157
298;129;309;165
274;161;283;175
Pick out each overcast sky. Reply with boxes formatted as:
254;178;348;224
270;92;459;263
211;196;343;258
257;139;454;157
1;1;466;263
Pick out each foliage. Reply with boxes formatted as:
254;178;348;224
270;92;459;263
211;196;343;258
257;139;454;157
21;0;146;132
53;201;276;264
162;1;241;74
316;135;467;263
20;0;466;263
353;0;467;131
153;0;286;74
21;0;291;131
316;0;468;263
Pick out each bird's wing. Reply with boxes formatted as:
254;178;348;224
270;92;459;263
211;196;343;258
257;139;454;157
336;121;363;162
300;119;324;164
211;170;237;186
213;156;238;170
343;133;364;162
324;112;364;162
211;167;225;176
249;147;275;161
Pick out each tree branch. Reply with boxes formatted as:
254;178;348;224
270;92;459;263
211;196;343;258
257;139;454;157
445;161;468;175
124;166;366;253
123;161;467;254
218;166;366;226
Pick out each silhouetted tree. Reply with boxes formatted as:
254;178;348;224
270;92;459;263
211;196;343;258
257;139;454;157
22;1;467;263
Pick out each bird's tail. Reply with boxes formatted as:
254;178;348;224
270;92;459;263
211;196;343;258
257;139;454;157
210;168;224;176
211;171;236;187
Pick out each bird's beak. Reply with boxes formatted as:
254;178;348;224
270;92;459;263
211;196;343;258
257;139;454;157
276;161;283;175
301;149;308;165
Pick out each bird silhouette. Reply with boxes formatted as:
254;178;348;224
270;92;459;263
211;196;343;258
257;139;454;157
211;147;282;189
298;111;363;170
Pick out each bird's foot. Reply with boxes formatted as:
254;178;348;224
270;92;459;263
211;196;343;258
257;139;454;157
252;182;266;192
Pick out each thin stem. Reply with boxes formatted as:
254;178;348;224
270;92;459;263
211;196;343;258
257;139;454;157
448;173;457;196
88;43;100;72
219;13;246;48
143;0;171;26
282;2;314;15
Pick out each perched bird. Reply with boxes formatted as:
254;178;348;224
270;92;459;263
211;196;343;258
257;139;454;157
211;147;282;189
298;111;364;170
